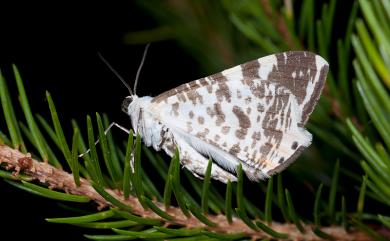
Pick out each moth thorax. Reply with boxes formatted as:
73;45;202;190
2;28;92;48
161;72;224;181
125;96;153;132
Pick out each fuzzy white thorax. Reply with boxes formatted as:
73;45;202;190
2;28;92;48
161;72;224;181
126;95;164;150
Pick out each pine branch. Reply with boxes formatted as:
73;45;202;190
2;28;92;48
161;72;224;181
0;144;372;240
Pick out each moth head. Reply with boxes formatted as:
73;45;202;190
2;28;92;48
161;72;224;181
121;96;133;113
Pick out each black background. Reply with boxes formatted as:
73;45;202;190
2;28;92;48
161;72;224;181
0;1;202;240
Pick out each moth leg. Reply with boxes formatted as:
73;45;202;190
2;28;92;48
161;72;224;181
174;137;237;183
79;122;133;158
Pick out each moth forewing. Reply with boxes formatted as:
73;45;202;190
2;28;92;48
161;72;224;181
123;51;329;183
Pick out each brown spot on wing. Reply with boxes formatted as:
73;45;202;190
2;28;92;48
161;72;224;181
171;102;179;116
229;144;241;156
278;157;285;163
197;116;205;125
206;84;213;93
207;103;225;126
187;90;203;105
232;106;251;139
208;72;231;102
251;131;261;148
241;59;260;79
215;82;231;103
260;142;273;161
291;141;298;150
245;96;252;104
243;78;266;98
235;129;246;140
199;78;208;86
257;103;265;112
196;128;210;139
177;93;187;102
188;81;200;89
189;111;194;119
209;72;228;83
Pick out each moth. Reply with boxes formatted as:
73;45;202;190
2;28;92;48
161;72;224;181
121;51;329;183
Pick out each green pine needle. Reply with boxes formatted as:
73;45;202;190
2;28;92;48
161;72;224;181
0;169;32;181
113;209;161;226
96;113;120;184
225;180;233;224
76;220;137;229
255;221;288;239
341;196;347;230
357;175;368;220
235;208;258;231
236;164;244;211
92;182;132;212
46;91;73;169
6;180;90;202
328;160;340;222
163;153;174;209
142;196;174;221
132;134;148;209
186;201;217;227
378;215;390;229
285;189;304;233
84;234;136;240
86;116;105;185
0;70;26;152
14;65;48;161
123;131;134;199
71;128;81;186
312;227;334;240
277;174;290;222
264;177;273;224
201;159;212;214
112;228;173;239
46;209;116;224
154;226;204;237
313;183;324;227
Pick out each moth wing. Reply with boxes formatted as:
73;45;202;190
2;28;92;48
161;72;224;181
150;51;328;179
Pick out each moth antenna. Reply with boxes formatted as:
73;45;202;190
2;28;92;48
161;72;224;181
133;43;150;95
98;52;133;96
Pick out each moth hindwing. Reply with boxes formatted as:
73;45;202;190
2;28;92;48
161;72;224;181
122;51;329;183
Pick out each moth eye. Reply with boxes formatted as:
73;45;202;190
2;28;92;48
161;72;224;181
121;96;132;113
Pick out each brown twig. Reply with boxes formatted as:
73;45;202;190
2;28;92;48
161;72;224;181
0;144;373;240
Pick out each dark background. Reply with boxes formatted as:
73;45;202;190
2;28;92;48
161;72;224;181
0;2;202;240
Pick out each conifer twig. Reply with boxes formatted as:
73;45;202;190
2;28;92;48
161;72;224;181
0;144;373;240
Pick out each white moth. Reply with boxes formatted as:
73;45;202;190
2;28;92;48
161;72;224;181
122;51;329;183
